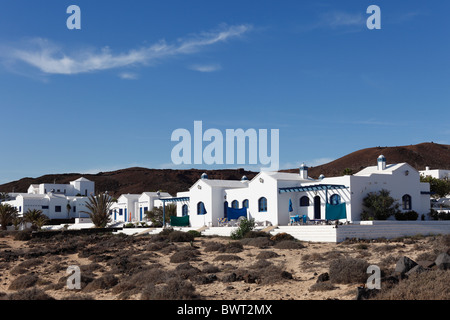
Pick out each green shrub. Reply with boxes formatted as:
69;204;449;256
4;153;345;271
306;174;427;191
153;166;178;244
395;210;419;221
429;209;450;220
230;218;255;240
187;230;202;238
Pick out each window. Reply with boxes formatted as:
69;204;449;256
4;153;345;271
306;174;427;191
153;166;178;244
197;202;207;215
330;194;341;205
242;199;249;208
73;206;76;212
42;206;49;210
55;206;62;212
258;197;267;212
402;194;412;210
231;200;239;209
300;196;310;207
182;204;188;216
119;209;123;216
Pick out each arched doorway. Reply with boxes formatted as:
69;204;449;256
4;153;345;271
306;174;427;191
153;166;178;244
224;201;228;218
314;196;321;219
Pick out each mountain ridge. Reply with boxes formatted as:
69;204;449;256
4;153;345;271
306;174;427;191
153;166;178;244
1;142;448;197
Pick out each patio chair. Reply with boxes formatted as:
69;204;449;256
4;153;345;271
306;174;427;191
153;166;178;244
289;215;300;225
217;217;228;227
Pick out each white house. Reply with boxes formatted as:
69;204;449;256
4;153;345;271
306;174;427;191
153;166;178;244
110;191;172;223
27;177;95;197
175;156;431;228
419;166;450;180
2;177;95;220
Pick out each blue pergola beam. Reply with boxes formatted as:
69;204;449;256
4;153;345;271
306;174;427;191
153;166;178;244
278;184;348;194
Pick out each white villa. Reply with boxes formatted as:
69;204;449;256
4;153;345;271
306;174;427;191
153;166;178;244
2;177;94;220
174;155;431;228
419;166;450;180
110;191;171;223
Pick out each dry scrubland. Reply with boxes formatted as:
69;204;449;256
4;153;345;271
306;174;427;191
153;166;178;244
0;229;449;300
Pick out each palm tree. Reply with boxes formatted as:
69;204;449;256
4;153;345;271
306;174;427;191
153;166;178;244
81;193;113;228
0;204;18;230
24;209;48;231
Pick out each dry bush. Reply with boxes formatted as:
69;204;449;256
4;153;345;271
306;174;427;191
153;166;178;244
235;265;292;285
8;274;39;290
10;266;28;276
146;241;176;252
309;282;337;292
140;277;198;300
270;233;295;242
374;269;450;300
256;250;279;259
329;257;370;284
203;241;225;252
124;267;170;288
213;254;242;262
83;274;119;292
170;248;200;263
202;264;220;273
17;257;45;269
373;244;403;253
273;240;305;250
301;252;327;262
220;242;244;253
243;231;271;239
168;231;195;243
4;288;54;300
250;259;272;269
175;263;201;280
240;237;274;248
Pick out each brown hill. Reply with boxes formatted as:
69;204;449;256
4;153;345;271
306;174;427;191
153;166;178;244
283;142;450;178
1;142;449;197
0;168;257;198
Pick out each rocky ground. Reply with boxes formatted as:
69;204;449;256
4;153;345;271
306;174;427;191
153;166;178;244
0;229;449;301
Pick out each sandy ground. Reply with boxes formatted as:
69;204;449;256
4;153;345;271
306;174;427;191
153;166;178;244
0;232;443;300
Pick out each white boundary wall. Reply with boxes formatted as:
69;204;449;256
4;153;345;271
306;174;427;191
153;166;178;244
112;221;450;243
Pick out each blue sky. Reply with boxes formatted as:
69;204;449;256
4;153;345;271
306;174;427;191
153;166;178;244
0;1;449;184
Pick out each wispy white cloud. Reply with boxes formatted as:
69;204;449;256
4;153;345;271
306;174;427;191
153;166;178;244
2;24;252;76
188;63;222;72
119;72;139;80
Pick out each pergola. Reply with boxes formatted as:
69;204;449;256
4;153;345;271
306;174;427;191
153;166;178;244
278;184;349;204
160;196;190;227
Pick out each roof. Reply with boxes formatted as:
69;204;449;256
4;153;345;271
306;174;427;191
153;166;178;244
258;171;313;182
140;191;172;198
354;163;408;176
192;179;248;189
73;177;92;182
18;194;47;199
118;194;141;200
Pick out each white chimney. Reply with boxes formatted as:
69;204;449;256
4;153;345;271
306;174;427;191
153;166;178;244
299;163;309;179
377;155;386;171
